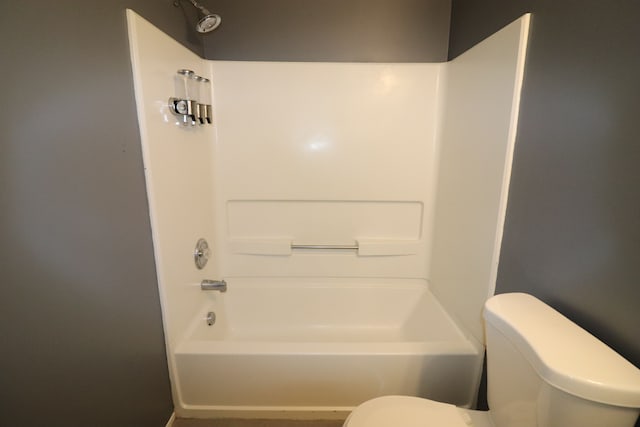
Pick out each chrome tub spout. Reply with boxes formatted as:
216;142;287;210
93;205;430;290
201;279;227;292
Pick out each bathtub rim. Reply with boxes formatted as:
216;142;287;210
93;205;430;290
176;277;481;348
174;405;352;420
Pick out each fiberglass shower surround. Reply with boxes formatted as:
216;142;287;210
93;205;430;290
127;9;530;420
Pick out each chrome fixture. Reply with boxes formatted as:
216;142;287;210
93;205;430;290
206;311;216;326
194;238;210;269
291;243;359;250
174;0;222;34
194;75;212;124
201;279;227;292
170;69;213;127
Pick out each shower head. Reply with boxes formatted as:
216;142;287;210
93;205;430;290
196;13;221;33
177;0;222;34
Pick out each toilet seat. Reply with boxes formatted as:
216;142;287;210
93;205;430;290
344;396;474;427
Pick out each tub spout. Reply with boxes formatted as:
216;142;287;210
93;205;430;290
201;279;227;292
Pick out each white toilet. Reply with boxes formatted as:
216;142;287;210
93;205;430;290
344;293;640;427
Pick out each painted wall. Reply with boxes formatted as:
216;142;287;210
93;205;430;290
0;1;201;426
450;2;640;423
202;0;451;62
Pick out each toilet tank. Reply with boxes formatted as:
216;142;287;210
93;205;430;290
483;293;640;427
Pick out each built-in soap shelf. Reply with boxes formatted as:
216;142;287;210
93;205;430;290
229;238;421;257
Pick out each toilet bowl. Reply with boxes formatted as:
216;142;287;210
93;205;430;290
343;396;495;427
344;293;640;427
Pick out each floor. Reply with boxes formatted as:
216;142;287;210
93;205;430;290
172;419;345;427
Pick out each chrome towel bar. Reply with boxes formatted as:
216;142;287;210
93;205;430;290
229;238;419;256
291;244;359;250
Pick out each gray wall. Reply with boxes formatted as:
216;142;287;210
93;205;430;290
202;0;451;62
0;1;202;426
450;2;640;423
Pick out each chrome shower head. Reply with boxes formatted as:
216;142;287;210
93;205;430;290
177;0;222;34
196;13;221;33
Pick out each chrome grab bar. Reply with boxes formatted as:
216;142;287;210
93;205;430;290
291;244;359;250
201;279;227;292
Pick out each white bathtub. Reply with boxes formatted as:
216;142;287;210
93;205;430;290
172;278;483;419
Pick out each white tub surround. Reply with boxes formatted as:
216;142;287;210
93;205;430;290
210;60;442;280
126;9;530;419
127;10;217;353
429;15;531;345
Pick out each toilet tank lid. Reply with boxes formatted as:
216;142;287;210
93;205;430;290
484;293;640;408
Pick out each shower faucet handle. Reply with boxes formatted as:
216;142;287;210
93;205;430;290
201;279;227;292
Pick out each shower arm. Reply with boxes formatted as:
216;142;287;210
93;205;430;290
186;0;213;16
